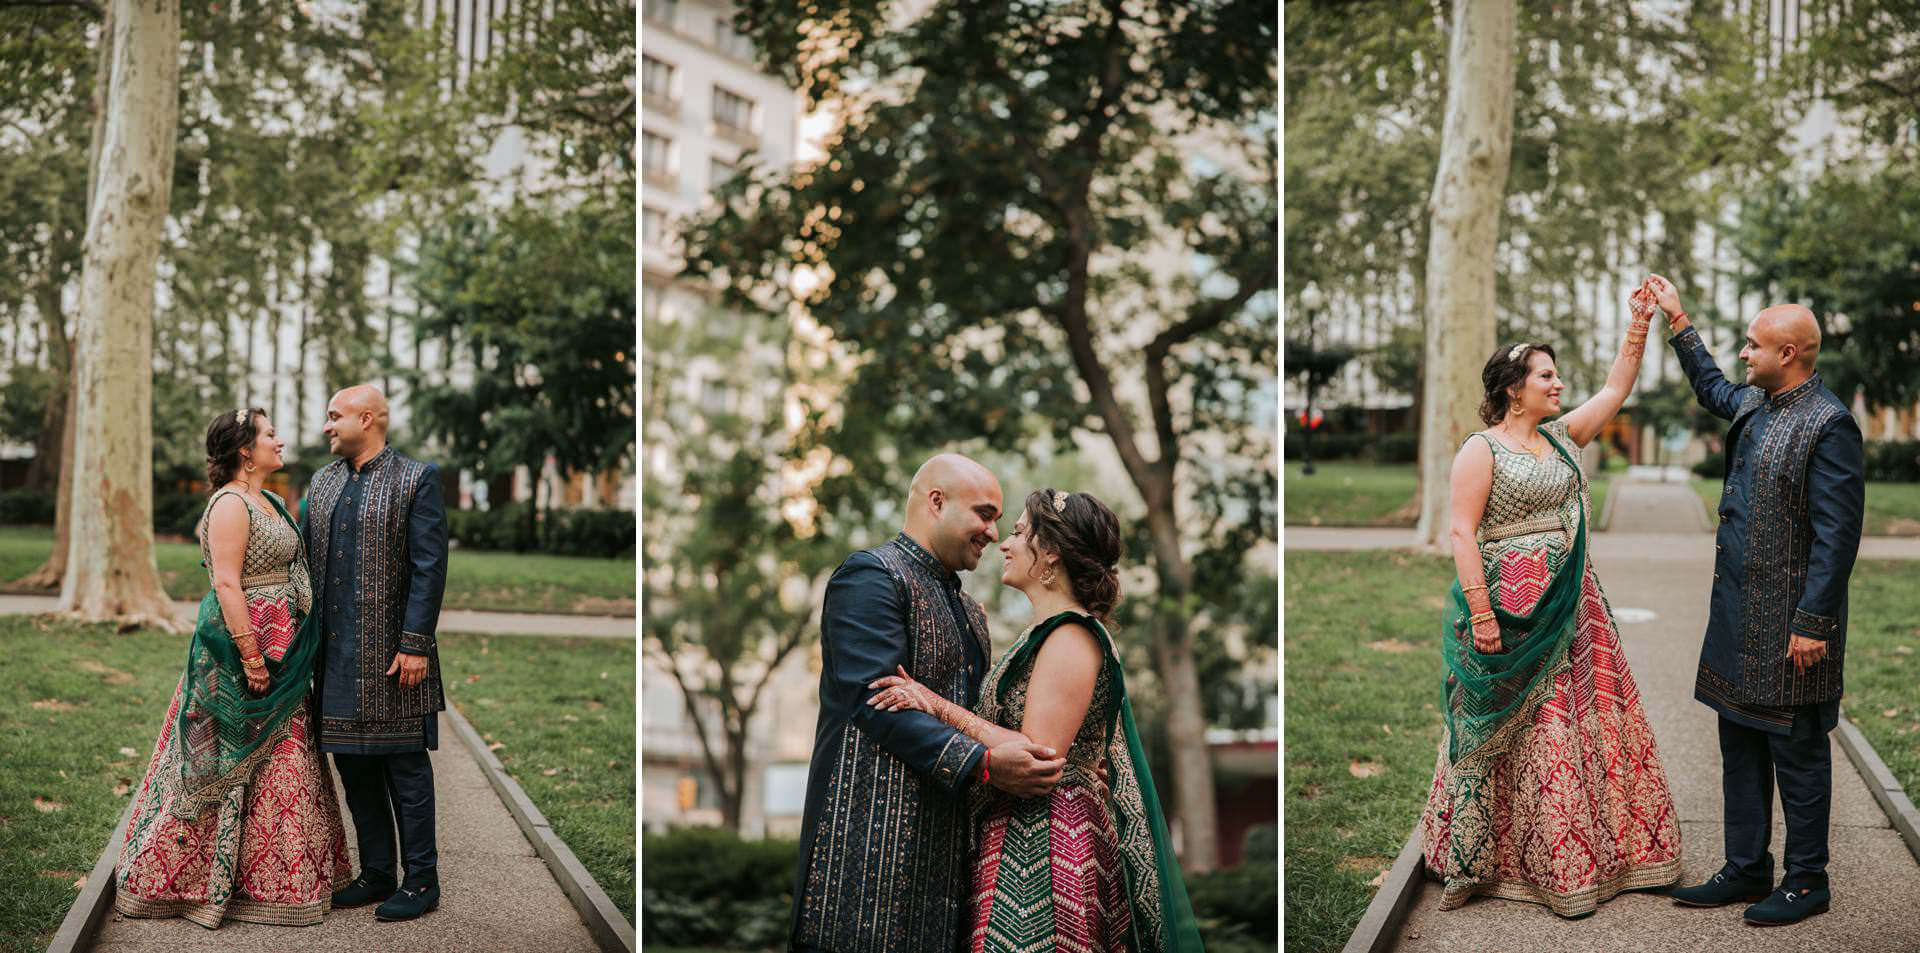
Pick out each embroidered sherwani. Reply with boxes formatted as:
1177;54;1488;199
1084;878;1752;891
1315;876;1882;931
788;534;991;953
302;445;450;889
303;446;449;751
1672;326;1865;889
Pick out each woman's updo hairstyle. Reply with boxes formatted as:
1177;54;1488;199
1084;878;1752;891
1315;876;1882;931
1023;488;1125;623
1479;342;1557;426
205;407;266;489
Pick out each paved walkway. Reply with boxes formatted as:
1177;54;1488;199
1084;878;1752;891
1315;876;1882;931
0;595;634;638
1342;478;1920;952
87;711;603;952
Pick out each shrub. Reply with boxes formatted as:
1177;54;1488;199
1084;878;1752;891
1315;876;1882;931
449;503;538;553
153;492;206;539
1865;440;1920;483
0;488;55;525
1187;859;1278;942
544;507;636;557
640;827;797;946
1693;450;1726;479
1372;432;1419;464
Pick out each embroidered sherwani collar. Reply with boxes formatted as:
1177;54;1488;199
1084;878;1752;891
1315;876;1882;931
347;445;396;475
893;532;960;589
1768;374;1821;411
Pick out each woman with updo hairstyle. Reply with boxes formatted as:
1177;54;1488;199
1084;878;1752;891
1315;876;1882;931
1416;280;1685;917
868;488;1204;950
114;408;350;927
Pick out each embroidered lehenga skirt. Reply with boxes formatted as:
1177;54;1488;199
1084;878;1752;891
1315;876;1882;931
1418;420;1683;916
114;493;350;927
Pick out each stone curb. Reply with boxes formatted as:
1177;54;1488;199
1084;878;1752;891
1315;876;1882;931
1339;822;1425;953
45;800;134;953
1835;707;1920;866
444;703;635;953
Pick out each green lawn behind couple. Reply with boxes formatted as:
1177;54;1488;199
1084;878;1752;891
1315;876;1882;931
0;618;634;953
1283;550;1920;953
0;526;634;616
1285;461;1920;536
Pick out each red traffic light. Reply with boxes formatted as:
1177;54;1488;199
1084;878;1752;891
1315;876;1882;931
1296;410;1325;431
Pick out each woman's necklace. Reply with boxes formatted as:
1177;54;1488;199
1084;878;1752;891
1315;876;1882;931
1501;422;1549;458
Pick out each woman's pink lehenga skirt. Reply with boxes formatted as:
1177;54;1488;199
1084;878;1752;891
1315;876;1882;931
113;596;351;928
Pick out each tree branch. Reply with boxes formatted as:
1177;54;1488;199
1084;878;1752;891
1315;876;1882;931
1141;258;1276;472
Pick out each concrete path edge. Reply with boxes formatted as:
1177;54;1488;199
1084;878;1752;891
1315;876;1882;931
1339;822;1425;953
45;800;134;953
1834;707;1920;866
444;703;636;953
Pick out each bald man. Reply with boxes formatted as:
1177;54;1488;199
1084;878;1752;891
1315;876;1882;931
1651;278;1864;926
304;385;450;922
787;453;1067;953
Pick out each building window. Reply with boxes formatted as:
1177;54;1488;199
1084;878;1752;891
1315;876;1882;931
713;86;756;137
713;16;755;59
642;208;670;247
643;0;678;28
642;55;677;110
709;155;736;190
642;130;676;187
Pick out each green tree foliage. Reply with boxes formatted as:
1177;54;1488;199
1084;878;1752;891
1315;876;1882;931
641;308;848;832
685;0;1275;870
467;0;637;194
1730;163;1920;408
1286;0;1798;392
403;197;637;543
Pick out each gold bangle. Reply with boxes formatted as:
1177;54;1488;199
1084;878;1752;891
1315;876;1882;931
1460;583;1487;593
1468;610;1496;624
240;655;266;670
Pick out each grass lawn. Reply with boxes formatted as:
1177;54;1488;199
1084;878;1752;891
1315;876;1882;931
443;633;636;926
0;617;632;952
0;526;634;615
1284;463;1416;527
1283;550;1455;953
1284;463;1612;531
1686;479;1920;536
1837;560;1920;798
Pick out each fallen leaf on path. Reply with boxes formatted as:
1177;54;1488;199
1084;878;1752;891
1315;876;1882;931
599;671;609;679
33;797;63;813
1898;646;1914;655
113;778;132;797
1365;639;1418;654
1349;760;1385;779
1368;869;1389;888
1885;708;1901;718
73;876;85;891
562;714;578;722
31;699;75;711
466;674;481;683
1381;724;1394;735
488;742;505;751
542;768;559;776
118;747;139;757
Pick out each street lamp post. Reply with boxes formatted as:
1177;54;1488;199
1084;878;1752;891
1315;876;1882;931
1299;283;1324;476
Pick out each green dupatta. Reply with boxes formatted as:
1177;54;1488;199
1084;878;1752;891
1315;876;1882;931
170;491;321;820
1436;426;1587;878
994;611;1206;953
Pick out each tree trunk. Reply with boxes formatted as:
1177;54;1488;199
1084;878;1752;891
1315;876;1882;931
1415;0;1517;550
24;286;70;492
59;0;182;633
23;0;116;590
1141;494;1219;873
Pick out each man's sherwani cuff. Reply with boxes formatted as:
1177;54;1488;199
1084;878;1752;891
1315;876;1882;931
1791;608;1838;641
1669;325;1704;350
931;732;986;792
398;630;435;655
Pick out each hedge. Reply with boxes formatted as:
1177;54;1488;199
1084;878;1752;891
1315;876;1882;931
447;503;635;557
639;824;1277;948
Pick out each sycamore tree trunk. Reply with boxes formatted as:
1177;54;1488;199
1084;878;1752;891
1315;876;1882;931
59;0;182;632
1415;0;1517;550
23;0;116;591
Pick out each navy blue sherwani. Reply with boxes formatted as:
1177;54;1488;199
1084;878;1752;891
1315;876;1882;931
303;445;450;889
788;533;990;953
1672;326;1865;890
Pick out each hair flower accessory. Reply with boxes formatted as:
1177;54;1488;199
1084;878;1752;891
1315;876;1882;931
234;408;248;426
1051;490;1068;513
1507;343;1528;363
